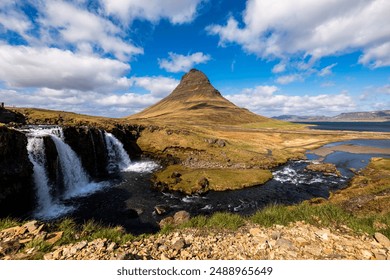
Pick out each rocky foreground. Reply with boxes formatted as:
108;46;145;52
1;220;389;260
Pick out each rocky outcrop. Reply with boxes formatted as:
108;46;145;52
0;108;26;125
0;127;34;216
62;125;143;178
110;125;143;160
305;162;341;176
63;126;109;179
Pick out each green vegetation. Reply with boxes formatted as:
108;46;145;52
154;165;273;193
0;217;20;231
250;203;389;238
180;212;245;230
328;158;390;216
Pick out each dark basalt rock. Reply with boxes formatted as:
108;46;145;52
0;126;34;217
43;136;64;197
110;125;143;160
63;126;109;179
0;108;26;125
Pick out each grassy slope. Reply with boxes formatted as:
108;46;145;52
8;107;123;129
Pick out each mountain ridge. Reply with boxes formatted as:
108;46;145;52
127;69;270;125
273;110;390;122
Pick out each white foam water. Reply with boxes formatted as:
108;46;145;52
104;132;132;172
104;132;159;173
26;130;73;219
124;161;159;173
25;127;107;219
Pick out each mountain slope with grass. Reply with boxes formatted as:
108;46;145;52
128;69;270;125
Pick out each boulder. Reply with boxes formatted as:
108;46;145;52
173;211;190;225
374;232;390;248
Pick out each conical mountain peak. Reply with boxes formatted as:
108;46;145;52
127;69;269;125
169;68;222;99
180;69;211;86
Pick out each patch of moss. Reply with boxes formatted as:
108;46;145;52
154;165;273;194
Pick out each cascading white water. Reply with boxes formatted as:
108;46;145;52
104;132;132;172
23;126;158;219
49;134;103;198
26;128;73;219
103;132;159;173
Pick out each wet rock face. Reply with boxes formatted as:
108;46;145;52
0;127;34;216
110;125;143;160
63;126;109;179
43;136;64;197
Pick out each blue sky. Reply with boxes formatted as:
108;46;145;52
0;0;389;117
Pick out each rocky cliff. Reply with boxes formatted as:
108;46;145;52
0;124;144;217
0;127;34;216
0;107;26;125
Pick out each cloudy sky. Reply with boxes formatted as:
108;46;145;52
0;0;389;117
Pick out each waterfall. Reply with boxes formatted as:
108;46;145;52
49;134;103;198
23;126;158;219
104;132;132;172
26;128;72;219
103;131;159;172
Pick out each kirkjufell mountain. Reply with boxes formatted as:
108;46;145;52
128;69;269;124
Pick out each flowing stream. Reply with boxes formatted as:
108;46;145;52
22;126;390;234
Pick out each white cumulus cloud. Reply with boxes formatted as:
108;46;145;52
207;0;390;68
159;52;211;73
0;45;130;91
225;86;356;116
100;0;205;25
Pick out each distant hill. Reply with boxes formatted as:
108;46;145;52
127;69;271;125
273;110;390;122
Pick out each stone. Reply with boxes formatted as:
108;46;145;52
23;221;39;233
45;231;63;245
154;205;169;215
295;237;310;246
271;231;281;240
74;240;88;250
107;242;117;252
172;239;186;251
275;238;295;250
159;217;174;228
53;249;63;259
374;233;390;248
373;251;387;260
305;245;322;257
160;253;170;260
1;226;26;236
315;229;330;241
19;238;33;244
361;250;373;259
173;211;190;225
249;228;262;236
33;224;45;235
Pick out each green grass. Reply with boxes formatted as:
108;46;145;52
180;212;245;231
249;203;390;238
0;217;20;231
163;202;390;239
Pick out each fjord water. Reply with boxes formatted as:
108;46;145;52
300;121;390;132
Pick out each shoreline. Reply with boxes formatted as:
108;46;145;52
309;144;390;158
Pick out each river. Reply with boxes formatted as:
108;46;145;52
66;139;390;235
